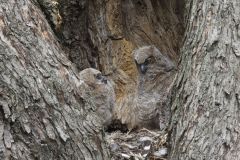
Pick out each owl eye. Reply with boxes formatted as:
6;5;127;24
147;57;152;61
144;57;152;64
95;73;102;80
96;73;108;84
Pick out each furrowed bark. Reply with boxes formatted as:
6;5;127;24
170;0;240;159
0;0;109;159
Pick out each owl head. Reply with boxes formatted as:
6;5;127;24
79;68;108;87
133;45;175;75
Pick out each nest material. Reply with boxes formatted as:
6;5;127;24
106;128;168;160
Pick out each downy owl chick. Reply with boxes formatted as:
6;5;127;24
132;45;176;130
78;68;115;127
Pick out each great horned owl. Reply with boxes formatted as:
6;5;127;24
132;45;176;130
78;68;115;127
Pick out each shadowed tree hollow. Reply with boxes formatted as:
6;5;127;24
0;0;240;160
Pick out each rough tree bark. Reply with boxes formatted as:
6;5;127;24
170;0;240;159
0;0;110;159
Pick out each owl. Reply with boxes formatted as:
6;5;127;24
132;45;176;130
78;68;115;127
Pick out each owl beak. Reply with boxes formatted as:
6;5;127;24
101;76;108;84
140;64;147;74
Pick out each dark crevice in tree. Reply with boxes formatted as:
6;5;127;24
105;119;128;133
36;0;63;39
59;0;98;71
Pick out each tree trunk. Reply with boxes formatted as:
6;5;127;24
0;0;109;159
169;0;240;159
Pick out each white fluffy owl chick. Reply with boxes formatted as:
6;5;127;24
78;68;115;127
